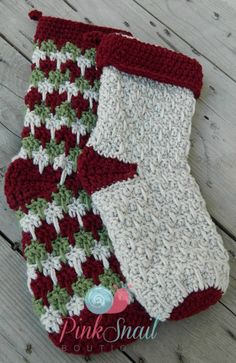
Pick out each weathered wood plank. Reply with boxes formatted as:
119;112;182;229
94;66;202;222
133;0;236;80
0;0;236;238
218;229;236;315
0;36;29;241
0;236;132;363
124;301;236;363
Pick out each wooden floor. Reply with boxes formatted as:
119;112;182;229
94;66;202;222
0;0;236;362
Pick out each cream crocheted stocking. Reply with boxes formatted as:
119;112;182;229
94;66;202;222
78;34;229;321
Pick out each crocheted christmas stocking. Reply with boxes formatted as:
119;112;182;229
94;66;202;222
4;12;152;355
78;34;229;321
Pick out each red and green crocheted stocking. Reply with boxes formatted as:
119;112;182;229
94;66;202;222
4;11;152;355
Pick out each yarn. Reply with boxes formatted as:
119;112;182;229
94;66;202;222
4;15;152;355
78;34;229;321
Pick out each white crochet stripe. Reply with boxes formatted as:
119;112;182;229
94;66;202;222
24;108;87;142
39;297;85;333
34;283;134;333
19;196;88;238
40;306;63;333
32;47;93;76
20;211;42;241
37;280;134;333
13;147;74;183
27;248;134;334
28;79;99;106
88;66;230;321
26;242;111;288
27;244;112;333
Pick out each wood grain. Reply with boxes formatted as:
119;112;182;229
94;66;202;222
0;37;29;241
124;301;236;363
219;229;236;315
134;0;236;80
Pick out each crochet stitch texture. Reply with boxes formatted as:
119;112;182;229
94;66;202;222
4;14;152;355
78;33;229;321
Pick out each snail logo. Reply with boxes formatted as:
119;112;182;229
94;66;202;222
85;285;130;315
85;286;114;314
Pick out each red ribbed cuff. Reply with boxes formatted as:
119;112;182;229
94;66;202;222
32;14;132;49
96;34;203;98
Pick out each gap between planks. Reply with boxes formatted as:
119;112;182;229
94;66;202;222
132;0;236;82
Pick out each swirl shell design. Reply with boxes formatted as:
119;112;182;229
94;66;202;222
85;286;114;314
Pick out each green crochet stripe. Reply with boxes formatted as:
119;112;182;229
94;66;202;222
31;263;121;319
29;102;97;132
24;228;113;269
51;186;73;213
74;228;114;257
61;42;81;61
17;185;90;221
34;40;96;65
30;68;100;94
26;198;48;219
34;39;57;54
24;240;47;272
21;135;63;159
32;298;46;316
74;230;95;256
99;269;122;294
21;134;41;158
34;104;51;122
98;229;113;250
72;276;94;298
47;286;70;315
54;101;76;126
51;236;70;263
21;133;81;169
48;69;70;90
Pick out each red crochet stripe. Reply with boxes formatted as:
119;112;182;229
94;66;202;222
5;14;154;355
30;254;125;305
34;15;131;48
4;158;82;211
31;273;53;305
49;301;152;355
4;160;59;211
32;58;100;84
170;287;222;320
22;211;103;258
78;146;137;195
96;34;203;98
25;88;97;115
